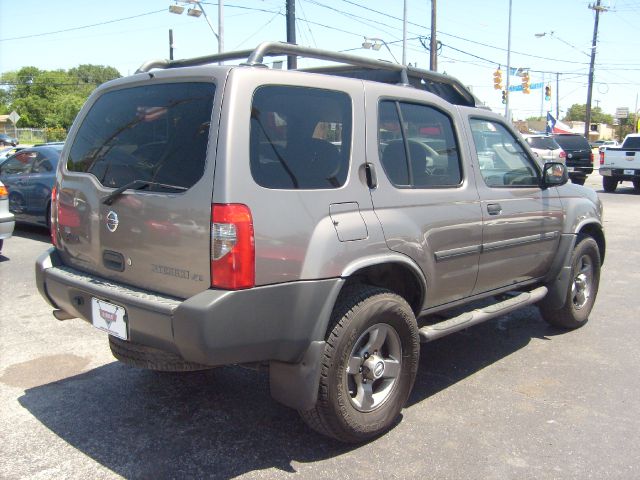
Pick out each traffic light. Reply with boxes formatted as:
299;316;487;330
545;85;551;101
521;72;530;94
501;90;507;104
493;69;503;90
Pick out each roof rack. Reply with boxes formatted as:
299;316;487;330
135;41;476;106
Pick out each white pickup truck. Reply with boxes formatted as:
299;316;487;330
599;133;640;192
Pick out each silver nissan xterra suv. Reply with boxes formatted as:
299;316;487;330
36;42;605;443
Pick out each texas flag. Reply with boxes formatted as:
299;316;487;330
546;112;573;134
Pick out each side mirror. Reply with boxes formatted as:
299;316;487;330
541;162;568;188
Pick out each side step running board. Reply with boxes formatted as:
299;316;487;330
418;286;548;343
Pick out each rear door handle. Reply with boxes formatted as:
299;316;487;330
487;203;502;215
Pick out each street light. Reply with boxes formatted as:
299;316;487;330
534;31;593;58
362;37;399;64
169;1;223;54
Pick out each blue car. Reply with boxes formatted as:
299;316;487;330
0;145;63;227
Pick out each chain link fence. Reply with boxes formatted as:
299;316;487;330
0;127;66;145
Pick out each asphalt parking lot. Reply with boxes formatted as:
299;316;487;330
1;172;639;479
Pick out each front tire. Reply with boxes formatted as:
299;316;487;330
539;235;601;329
299;285;419;443
602;176;617;193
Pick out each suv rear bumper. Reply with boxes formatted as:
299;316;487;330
599;168;639;180
566;165;593;176
36;248;342;367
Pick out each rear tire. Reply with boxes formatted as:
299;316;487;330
109;335;214;372
602;176;617;193
633;179;640;192
539;235;601;329
299;285;419;443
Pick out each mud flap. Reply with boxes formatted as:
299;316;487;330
269;341;325;411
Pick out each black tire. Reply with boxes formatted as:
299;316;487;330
571;176;586;186
539;235;601;329
299;285;419;443
0;239;3;253
633;179;640;192
109;335;213;372
602;176;617;193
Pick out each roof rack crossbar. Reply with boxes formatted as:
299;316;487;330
133;41;477;106
243;42;410;85
135;41;409;84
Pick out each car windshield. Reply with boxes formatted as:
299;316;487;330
528;137;559;150
553;135;590;150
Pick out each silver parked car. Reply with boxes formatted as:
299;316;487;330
523;134;566;164
0;180;15;253
36;42;604;443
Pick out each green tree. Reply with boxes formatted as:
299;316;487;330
1;64;121;131
563;103;614;125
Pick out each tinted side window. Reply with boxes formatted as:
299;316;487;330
470;119;539;187
67;82;215;191
0;151;36;175
378;100;461;188
250;86;351;190
32;150;59;173
527;137;558;150
553;135;590;150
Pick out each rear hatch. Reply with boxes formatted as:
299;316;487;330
553;135;592;167
54;78;219;299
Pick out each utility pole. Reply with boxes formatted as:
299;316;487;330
430;0;437;71
218;0;224;54
286;0;297;69
505;0;512;121
556;72;560;118
169;29;174;60
585;0;606;138
402;0;407;65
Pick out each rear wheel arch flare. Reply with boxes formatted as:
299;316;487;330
340;262;425;318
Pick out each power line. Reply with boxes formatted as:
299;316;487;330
0;9;166;42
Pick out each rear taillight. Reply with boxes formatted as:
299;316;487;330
0;184;8;200
559;150;567;159
211;204;255;290
590;151;595;164
599;150;605;165
50;185;58;246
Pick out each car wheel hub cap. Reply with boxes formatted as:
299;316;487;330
345;323;402;412
572;255;593;310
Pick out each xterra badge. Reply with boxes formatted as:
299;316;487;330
106;211;119;232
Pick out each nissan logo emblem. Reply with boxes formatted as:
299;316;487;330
373;361;385;378
106;211;119;233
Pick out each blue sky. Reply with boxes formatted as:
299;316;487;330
1;0;638;121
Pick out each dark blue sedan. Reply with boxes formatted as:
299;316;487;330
0;145;63;227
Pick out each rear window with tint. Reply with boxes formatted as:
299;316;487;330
553;135;590;150
67;82;215;191
527;137;559;150
623;137;640;149
250;85;352;189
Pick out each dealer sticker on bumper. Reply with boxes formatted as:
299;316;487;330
91;298;128;340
